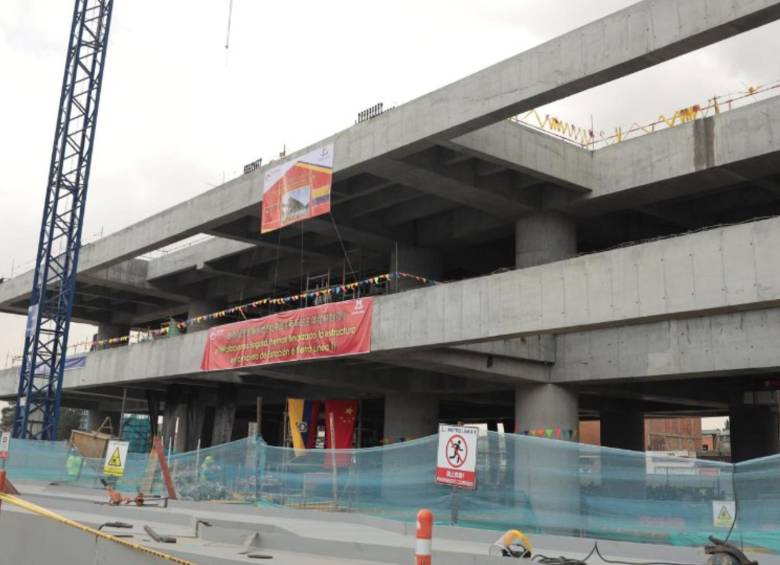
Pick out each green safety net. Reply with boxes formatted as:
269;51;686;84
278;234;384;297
3;433;778;552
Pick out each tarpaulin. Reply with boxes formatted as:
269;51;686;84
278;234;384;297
201;298;372;371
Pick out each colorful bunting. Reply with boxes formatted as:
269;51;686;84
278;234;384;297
53;271;439;356
519;428;577;440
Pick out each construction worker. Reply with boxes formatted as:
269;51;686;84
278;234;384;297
65;451;83;481
200;455;220;481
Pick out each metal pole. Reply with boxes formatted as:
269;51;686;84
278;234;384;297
118;388;127;437
195;438;201;480
329;412;338;502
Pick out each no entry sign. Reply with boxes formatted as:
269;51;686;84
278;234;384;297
436;424;479;489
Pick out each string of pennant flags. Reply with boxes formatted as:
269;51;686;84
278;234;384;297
519;427;578;440
62;271;438;353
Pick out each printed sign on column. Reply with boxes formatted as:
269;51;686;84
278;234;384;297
712;500;736;528
0;432;10;460
103;440;129;477
436;424;479;490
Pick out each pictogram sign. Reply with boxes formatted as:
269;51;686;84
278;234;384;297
435;424;478;489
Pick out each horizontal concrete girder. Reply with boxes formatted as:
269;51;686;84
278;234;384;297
371;216;780;350
554;306;780;383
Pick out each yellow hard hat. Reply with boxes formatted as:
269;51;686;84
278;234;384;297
501;529;533;555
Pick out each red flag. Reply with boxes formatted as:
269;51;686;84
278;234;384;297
324;400;358;467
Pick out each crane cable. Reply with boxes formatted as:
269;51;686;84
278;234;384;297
0;493;196;565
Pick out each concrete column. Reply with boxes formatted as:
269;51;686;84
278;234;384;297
730;399;780;462
390;246;443;290
162;385;205;453
514;383;578;437
212;384;238;446
383;392;438;442
515;211;576;268
188;300;222;331
514;383;580;535
601;406;645;451
600;404;646;501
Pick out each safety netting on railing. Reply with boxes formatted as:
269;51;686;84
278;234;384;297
3;433;779;552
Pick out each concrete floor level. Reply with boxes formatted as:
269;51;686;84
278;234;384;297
2;0;780;463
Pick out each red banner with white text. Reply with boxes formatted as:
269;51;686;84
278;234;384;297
200;298;372;371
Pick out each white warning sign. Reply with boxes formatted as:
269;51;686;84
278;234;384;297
712;500;736;528
103;440;129;477
0;432;10;460
435;424;479;490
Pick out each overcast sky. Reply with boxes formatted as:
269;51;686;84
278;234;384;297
1;1;779;427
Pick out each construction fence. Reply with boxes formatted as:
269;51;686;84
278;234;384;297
2;433;778;552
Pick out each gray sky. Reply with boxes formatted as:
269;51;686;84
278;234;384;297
1;0;779;426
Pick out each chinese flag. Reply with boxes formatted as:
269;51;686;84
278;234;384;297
324;400;358;467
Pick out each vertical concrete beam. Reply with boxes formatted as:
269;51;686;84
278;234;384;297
212;384;238;446
600;404;646;501
383;392;439;442
514;383;580;534
601;405;645;451
162;385;191;453
515;211;576;268
514;383;578;436
730;399;780;462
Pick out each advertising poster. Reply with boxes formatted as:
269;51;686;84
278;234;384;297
261;143;334;233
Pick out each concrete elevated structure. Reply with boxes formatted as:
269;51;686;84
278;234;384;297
2;0;780;460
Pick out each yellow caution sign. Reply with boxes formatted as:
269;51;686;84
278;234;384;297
712;500;736;528
103;440;129;477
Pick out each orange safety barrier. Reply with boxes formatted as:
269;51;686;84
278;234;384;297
415;508;433;565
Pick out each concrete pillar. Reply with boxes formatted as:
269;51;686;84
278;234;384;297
730;398;780;462
161;385;207;453
514;383;580;535
390;246;443;290
600;404;646;501
383;392;438;443
212;384;238;446
601;406;645;451
188;300;222;331
515;211;576;268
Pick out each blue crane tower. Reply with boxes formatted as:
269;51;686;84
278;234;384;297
13;0;115;439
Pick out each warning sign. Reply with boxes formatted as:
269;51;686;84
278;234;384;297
0;432;10;460
712;500;736;528
435;424;479;490
103;440;129;477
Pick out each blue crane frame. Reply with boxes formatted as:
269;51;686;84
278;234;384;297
13;0;114;439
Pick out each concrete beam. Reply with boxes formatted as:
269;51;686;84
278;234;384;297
371;216;780;351
554;306;780;383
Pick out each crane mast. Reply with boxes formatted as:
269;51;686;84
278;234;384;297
13;0;114;439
